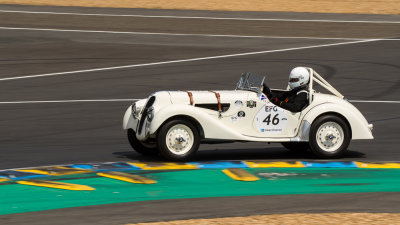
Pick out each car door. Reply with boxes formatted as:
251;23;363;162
241;92;302;138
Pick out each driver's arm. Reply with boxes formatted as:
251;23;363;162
275;92;308;112
263;83;285;100
263;83;296;100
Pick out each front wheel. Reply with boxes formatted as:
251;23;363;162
309;115;351;158
127;129;158;156
157;119;200;161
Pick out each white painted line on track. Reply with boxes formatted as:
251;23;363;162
0;39;382;82
0;99;398;104
0;26;376;41
349;100;400;104
1;9;400;24
0;99;138;104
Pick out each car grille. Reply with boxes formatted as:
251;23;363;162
138;96;156;135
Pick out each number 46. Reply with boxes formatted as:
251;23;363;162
263;114;280;125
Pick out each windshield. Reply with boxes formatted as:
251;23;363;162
236;72;265;93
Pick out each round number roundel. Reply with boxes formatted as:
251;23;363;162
254;103;288;133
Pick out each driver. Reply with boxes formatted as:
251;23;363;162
263;67;310;112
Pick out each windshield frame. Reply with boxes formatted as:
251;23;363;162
236;72;265;94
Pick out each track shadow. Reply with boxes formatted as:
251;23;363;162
113;151;164;162
113;147;365;162
195;148;365;161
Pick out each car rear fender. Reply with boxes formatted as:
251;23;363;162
149;104;245;140
302;102;373;140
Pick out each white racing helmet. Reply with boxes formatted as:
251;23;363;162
288;67;310;90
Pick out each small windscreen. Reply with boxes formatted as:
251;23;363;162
236;72;265;92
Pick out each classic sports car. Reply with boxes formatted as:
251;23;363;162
123;68;373;161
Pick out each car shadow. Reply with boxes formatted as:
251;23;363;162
113;147;365;162
194;148;365;161
113;151;165;162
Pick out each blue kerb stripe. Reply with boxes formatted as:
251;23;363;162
70;163;142;171
112;162;142;170
70;165;93;170
302;161;357;168
10;174;49;180
0;170;49;180
190;161;249;169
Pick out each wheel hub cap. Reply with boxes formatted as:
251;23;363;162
176;137;185;143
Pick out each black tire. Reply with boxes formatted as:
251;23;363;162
157;119;200;161
127;129;158;156
309;115;351;158
281;142;309;152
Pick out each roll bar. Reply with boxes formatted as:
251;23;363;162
305;67;344;105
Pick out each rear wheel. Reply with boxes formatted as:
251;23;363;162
157;119;200;161
309;115;351;158
281;142;309;152
127;129;158;155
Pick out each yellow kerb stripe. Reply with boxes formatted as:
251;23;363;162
222;168;260;181
355;162;400;169
129;162;198;170
17;179;95;191
17;166;92;175
245;161;305;168
97;171;156;184
0;178;9;182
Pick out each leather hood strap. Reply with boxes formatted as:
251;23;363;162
209;90;222;111
185;91;194;105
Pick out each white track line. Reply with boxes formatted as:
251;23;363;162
0;26;374;40
349;100;400;103
0;99;398;104
0;99;138;104
1;9;400;24
0;39;381;82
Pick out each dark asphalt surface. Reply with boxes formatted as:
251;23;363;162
0;4;399;223
2;192;400;225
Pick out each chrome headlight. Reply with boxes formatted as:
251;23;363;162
131;103;138;118
131;103;136;113
147;106;154;121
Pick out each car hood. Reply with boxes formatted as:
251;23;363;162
168;90;250;104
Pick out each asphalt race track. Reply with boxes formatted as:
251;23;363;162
0;4;399;224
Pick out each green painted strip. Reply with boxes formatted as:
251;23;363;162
1;168;400;215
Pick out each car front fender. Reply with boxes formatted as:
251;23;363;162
122;99;147;130
123;106;134;130
149;105;245;140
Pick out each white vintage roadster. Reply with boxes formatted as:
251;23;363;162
123;68;373;161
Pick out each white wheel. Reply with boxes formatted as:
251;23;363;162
157;119;200;161
316;122;344;152
309;115;351;158
165;124;194;155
